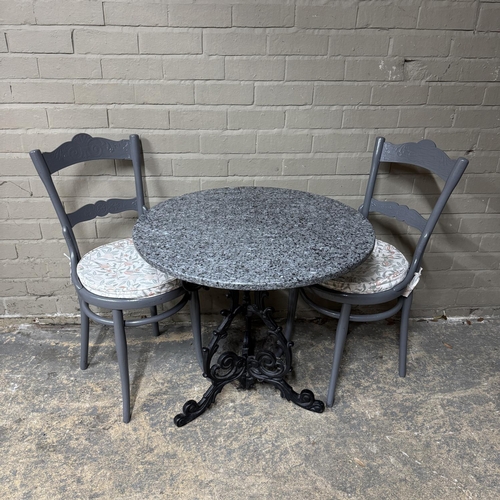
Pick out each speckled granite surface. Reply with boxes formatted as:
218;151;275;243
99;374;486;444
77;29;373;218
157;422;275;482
133;187;375;290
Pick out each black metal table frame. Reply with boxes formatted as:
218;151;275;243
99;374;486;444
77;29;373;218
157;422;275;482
174;286;325;427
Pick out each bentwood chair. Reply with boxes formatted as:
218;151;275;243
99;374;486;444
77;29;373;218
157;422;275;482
30;133;199;423
294;137;469;407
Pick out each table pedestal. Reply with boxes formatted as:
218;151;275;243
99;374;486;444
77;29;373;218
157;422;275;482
174;290;325;427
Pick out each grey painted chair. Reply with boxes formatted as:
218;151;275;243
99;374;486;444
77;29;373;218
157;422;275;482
30;133;200;423
292;137;469;407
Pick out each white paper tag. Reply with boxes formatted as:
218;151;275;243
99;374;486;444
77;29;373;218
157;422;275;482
403;267;422;297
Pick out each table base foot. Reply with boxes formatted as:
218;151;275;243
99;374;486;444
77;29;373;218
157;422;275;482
174;291;324;427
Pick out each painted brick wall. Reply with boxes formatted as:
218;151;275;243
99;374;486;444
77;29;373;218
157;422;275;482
1;0;499;319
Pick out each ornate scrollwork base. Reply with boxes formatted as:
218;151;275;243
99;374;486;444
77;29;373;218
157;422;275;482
174;291;324;427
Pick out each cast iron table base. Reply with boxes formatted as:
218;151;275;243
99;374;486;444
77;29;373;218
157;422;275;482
174;290;325;427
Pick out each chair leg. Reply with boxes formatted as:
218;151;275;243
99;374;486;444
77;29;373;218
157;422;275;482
284;288;299;342
189;288;203;369
399;293;413;378
150;306;160;337
112;310;131;423
327;303;352;408
79;300;90;371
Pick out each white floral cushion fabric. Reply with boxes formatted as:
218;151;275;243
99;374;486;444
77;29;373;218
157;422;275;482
76;238;181;299
322;239;410;294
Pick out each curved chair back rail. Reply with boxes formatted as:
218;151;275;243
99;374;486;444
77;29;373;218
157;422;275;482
294;136;469;408
29;133;197;423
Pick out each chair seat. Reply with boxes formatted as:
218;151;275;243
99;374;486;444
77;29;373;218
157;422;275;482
77;238;181;299
322;239;409;294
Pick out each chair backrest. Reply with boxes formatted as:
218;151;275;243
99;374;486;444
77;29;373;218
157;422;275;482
360;137;469;289
30;133;146;278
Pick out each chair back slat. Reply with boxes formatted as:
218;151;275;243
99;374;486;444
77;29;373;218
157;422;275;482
380;139;456;181
43;134;132;174
67;198;138;227
368;199;427;232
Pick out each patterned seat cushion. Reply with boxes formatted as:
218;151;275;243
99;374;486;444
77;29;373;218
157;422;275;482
322;239;410;294
76;238;181;299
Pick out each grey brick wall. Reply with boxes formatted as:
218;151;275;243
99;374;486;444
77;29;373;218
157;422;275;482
1;0;499;319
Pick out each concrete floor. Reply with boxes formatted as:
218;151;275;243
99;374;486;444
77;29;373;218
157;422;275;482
1;314;499;499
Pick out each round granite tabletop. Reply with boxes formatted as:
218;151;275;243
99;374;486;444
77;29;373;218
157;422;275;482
133;187;375;291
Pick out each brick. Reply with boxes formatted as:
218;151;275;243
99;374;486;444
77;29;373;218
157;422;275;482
286;109;342;129
454;109;500;129
286;59;344;81
314;84;371;105
371;84;428;105
200;178;254;191
343;108;399;128
456;287;500;307
0;34;7;53
7;199;57;219
204;32;266;56
478;131;500;151
392;33;451;57
143;178;200;198
104;2;168;26
228;110;284;130
4;296;58;315
143;133;199;154
168;5;231;28
26;278;73;295
74;29;138;54
0;56;39;78
418;2;476;30
0;132;23;151
0;1;35;24
7;29;73;54
404;59;461;82
102;57;162;80
459;155;498;175
336;154;374;175
172;159;228;177
38;56;101;79
0;82;12;102
459;60;500;82
451;252;499;271
424;129;478;151
200;133;256;154
34;1;104;25
225;57;285;81
330;32;390;56
451;35;500;58
459;215;500;234
139;31;202;55
345;58;404;81
268;34;328;56
170;109;225;130
3;221;42;240
283;158;336;176
229;158;281;176
0;242;18;260
48;106;108;128
479;234;500;252
313;132;369;153
484;87;500;105
96;219;135;239
140;155;172;176
74;83;134;104
12;82;74;103
108;107;169;129
308;176;362;196
233;5;294;27
163;56;224;80
428;234;481;253
296;5;357;29
254;178;308;191
17;241;68;259
255;84;313;105
477;3;500;32
195;83;254;105
466;176;500;194
0;108;48;129
423;270;477;290
357;1;419;28
2;281;27;296
398;107;454;128
0;201;7;218
135;83;194;105
257;133;312;154
428;84;484;105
